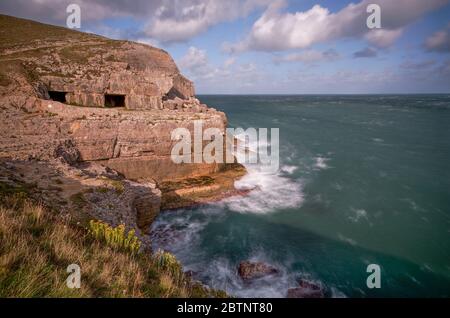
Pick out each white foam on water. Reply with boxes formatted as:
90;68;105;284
199;252;298;298
149;178;345;298
337;233;358;246
280;165;298;175
314;156;330;170
151;205;223;254
148;132;323;298
219;164;304;214
150;213;310;298
195;252;345;298
219;133;304;214
348;208;368;223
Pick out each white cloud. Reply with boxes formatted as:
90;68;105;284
0;0;271;43
364;29;404;48
224;57;237;67
178;46;224;80
177;47;263;91
425;23;450;52
179;47;209;71
143;0;271;42
228;0;449;52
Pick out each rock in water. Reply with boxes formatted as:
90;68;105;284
237;261;279;281
286;279;324;298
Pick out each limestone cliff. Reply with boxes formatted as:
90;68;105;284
0;15;245;238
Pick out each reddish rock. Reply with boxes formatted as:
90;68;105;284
237;261;279;281
287;279;324;298
0;14;235;184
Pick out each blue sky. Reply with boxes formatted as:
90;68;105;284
2;0;450;94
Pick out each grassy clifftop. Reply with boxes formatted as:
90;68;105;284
0;14;179;92
0;185;226;298
0;14;102;49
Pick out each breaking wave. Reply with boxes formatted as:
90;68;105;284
219;133;304;214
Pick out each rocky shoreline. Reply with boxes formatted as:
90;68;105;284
0;15;330;298
0;14;247;253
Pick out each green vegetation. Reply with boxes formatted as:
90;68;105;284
160;176;215;192
0;182;29;206
96;187;109;194
89;220;141;255
110;180;125;195
0;186;227;298
97;177;125;195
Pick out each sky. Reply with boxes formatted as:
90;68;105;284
1;0;450;94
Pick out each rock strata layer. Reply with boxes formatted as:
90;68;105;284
0;14;245;239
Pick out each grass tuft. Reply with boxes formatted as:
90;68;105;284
88;220;141;255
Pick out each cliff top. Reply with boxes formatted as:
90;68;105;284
0;14;206;112
0;14;177;73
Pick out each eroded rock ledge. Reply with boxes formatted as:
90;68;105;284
0;14;246;241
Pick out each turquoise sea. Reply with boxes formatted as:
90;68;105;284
151;95;450;297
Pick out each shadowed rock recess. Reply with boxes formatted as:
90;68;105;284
0;15;245;244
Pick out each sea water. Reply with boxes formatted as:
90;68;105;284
151;95;450;297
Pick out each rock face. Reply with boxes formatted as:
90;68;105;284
53;139;80;165
0;98;226;182
0;14;241;181
237;261;280;281
133;193;161;233
0;15;245;239
0;15;194;111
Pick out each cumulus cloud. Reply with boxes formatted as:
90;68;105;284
177;46;264;90
274;49;339;64
0;0;271;43
4;0;447;47
364;28;404;48
425;23;450;53
179;47;208;69
178;46;230;81
353;47;378;58
228;0;449;52
143;0;271;43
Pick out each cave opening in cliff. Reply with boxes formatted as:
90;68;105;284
48;91;67;103
105;94;125;107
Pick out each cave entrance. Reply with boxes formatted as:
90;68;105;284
48;91;67;103
105;94;125;107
